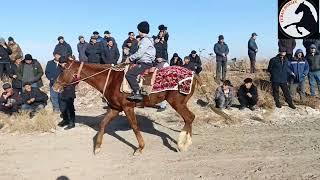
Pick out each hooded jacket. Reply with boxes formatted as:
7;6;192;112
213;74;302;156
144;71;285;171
288;49;309;83
170;55;183;66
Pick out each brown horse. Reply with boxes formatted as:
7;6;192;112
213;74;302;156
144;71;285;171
53;60;197;154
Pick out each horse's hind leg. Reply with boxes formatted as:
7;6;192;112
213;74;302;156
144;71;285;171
123;107;145;154
94;109;119;154
167;98;195;151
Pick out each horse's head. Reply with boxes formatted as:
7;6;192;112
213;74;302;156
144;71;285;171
53;57;78;93
295;1;309;14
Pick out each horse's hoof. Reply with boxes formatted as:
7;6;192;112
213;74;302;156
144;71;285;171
177;131;192;152
94;147;101;155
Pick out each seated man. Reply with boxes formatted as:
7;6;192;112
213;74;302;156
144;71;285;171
214;80;234;109
125;21;156;101
0;83;22;115
238;78;258;110
21;82;48;117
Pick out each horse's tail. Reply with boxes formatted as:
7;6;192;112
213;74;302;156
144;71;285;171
194;74;234;124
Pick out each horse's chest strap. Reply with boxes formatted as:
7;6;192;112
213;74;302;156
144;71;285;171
102;69;112;96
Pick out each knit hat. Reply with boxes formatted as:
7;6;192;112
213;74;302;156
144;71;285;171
173;53;179;57
24;54;33;61
8;37;14;42
158;24;167;31
0;37;5;44
137;21;150;34
78;35;84;40
244;78;253;84
310;44;317;49
191;50;197;54
2;83;12;90
57;36;64;41
104;30;110;34
218;35;224;40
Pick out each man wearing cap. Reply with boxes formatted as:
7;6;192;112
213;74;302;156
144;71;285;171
306;44;320;97
17;54;44;88
0;37;12;79
268;48;296;109
0;83;23;115
278;38;296;59
248;33;258;73
188;50;202;74
93;31;104;43
77;36;89;62
158;24;169;42
103;31;117;47
53;36;72;58
237;78;258;111
85;36;104;64
7;37;23;63
125;21;156;101
214;35;229;82
21;82;48;117
303;34;320;55
122;32;138;62
45;53;63;112
102;38;120;64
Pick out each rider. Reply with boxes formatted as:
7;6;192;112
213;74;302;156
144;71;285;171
125;21;156;101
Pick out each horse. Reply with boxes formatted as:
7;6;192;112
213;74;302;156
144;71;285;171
284;1;317;35
53;60;198;154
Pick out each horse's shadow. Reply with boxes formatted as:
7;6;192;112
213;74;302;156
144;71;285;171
76;113;178;152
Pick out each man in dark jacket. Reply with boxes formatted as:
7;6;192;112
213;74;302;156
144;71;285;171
102;38;120;64
93;31;104;43
122;32;138;62
8;58;22;94
158;24;169;42
45;53;63;112
21;82;48;118
306;44;320;96
0;37;12;79
77;36;89;62
214;35;229;82
85;36;105;64
303;35;320;55
0;83;23;115
103;31;117;47
288;49;309;102
248;33;258;73
154;34;168;61
53;36;72;58
268;48;296;109
58;82;76;130
238;78;258;110
182;56;195;71
278;39;296;59
17;54;44;88
170;53;183;66
189;50;202;74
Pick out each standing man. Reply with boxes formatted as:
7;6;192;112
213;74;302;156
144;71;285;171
77;36;89;62
17;54;44;88
103;31;117;47
189;50;202;74
102;38;120;64
7;37;23;63
93;31;104;43
58;81;76;130
85;36;104;64
248;33;258;73
278;38;296;59
0;37;12;79
214;35;229;82
45;53;63;112
267;48;296;109
8;57;23;94
306;44;320;97
122;32;138;62
53;36;72;58
303;34;320;54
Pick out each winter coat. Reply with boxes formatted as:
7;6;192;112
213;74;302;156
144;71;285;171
102;45;120;64
17;59;44;87
53;42;72;58
214;86;234;100
170;57;183;66
60;84;76;100
189;54;202;68
154;40;168;60
288;57;309;83
8;63;22;89
77;42;89;62
267;55;293;83
0;89;23;112
122;38;139;62
303;39;320;52
8;43;23;61
248;38;258;54
22;88;48;107
306;52;320;72
0;44;12;63
85;43;104;64
103;37;118;47
237;84;258;100
182;62;196;71
278;39;296;55
129;36;156;64
214;42;229;62
45;60;63;87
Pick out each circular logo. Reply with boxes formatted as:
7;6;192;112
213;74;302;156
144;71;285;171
279;0;318;38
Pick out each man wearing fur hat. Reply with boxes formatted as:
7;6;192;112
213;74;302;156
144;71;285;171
125;21;156;101
0;37;12;79
214;35;229;82
7;37;23;63
0;83;23;115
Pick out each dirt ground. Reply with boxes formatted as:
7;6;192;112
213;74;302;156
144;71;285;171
1;102;320;180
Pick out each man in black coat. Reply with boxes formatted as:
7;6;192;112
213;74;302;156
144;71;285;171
85;36;105;64
182;56;195;71
8;59;22;94
170;53;183;66
102;38;120;64
154;35;168;61
53;36;72;58
278;39;296;59
0;37;12;78
214;35;229;82
58;82;76;130
122;32;138;62
0;83;23;115
238;78;258;110
103;30;117;47
189;50;202;74
303;36;320;55
248;33;258;73
268;48;296;109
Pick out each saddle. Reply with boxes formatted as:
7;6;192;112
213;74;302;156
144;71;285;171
120;64;158;94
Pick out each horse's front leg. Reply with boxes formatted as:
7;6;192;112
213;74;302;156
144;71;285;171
284;22;298;29
296;25;303;35
94;108;119;154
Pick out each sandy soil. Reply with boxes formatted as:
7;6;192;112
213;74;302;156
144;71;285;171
1;102;320;180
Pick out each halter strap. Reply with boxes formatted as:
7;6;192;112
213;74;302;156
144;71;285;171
102;69;112;99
